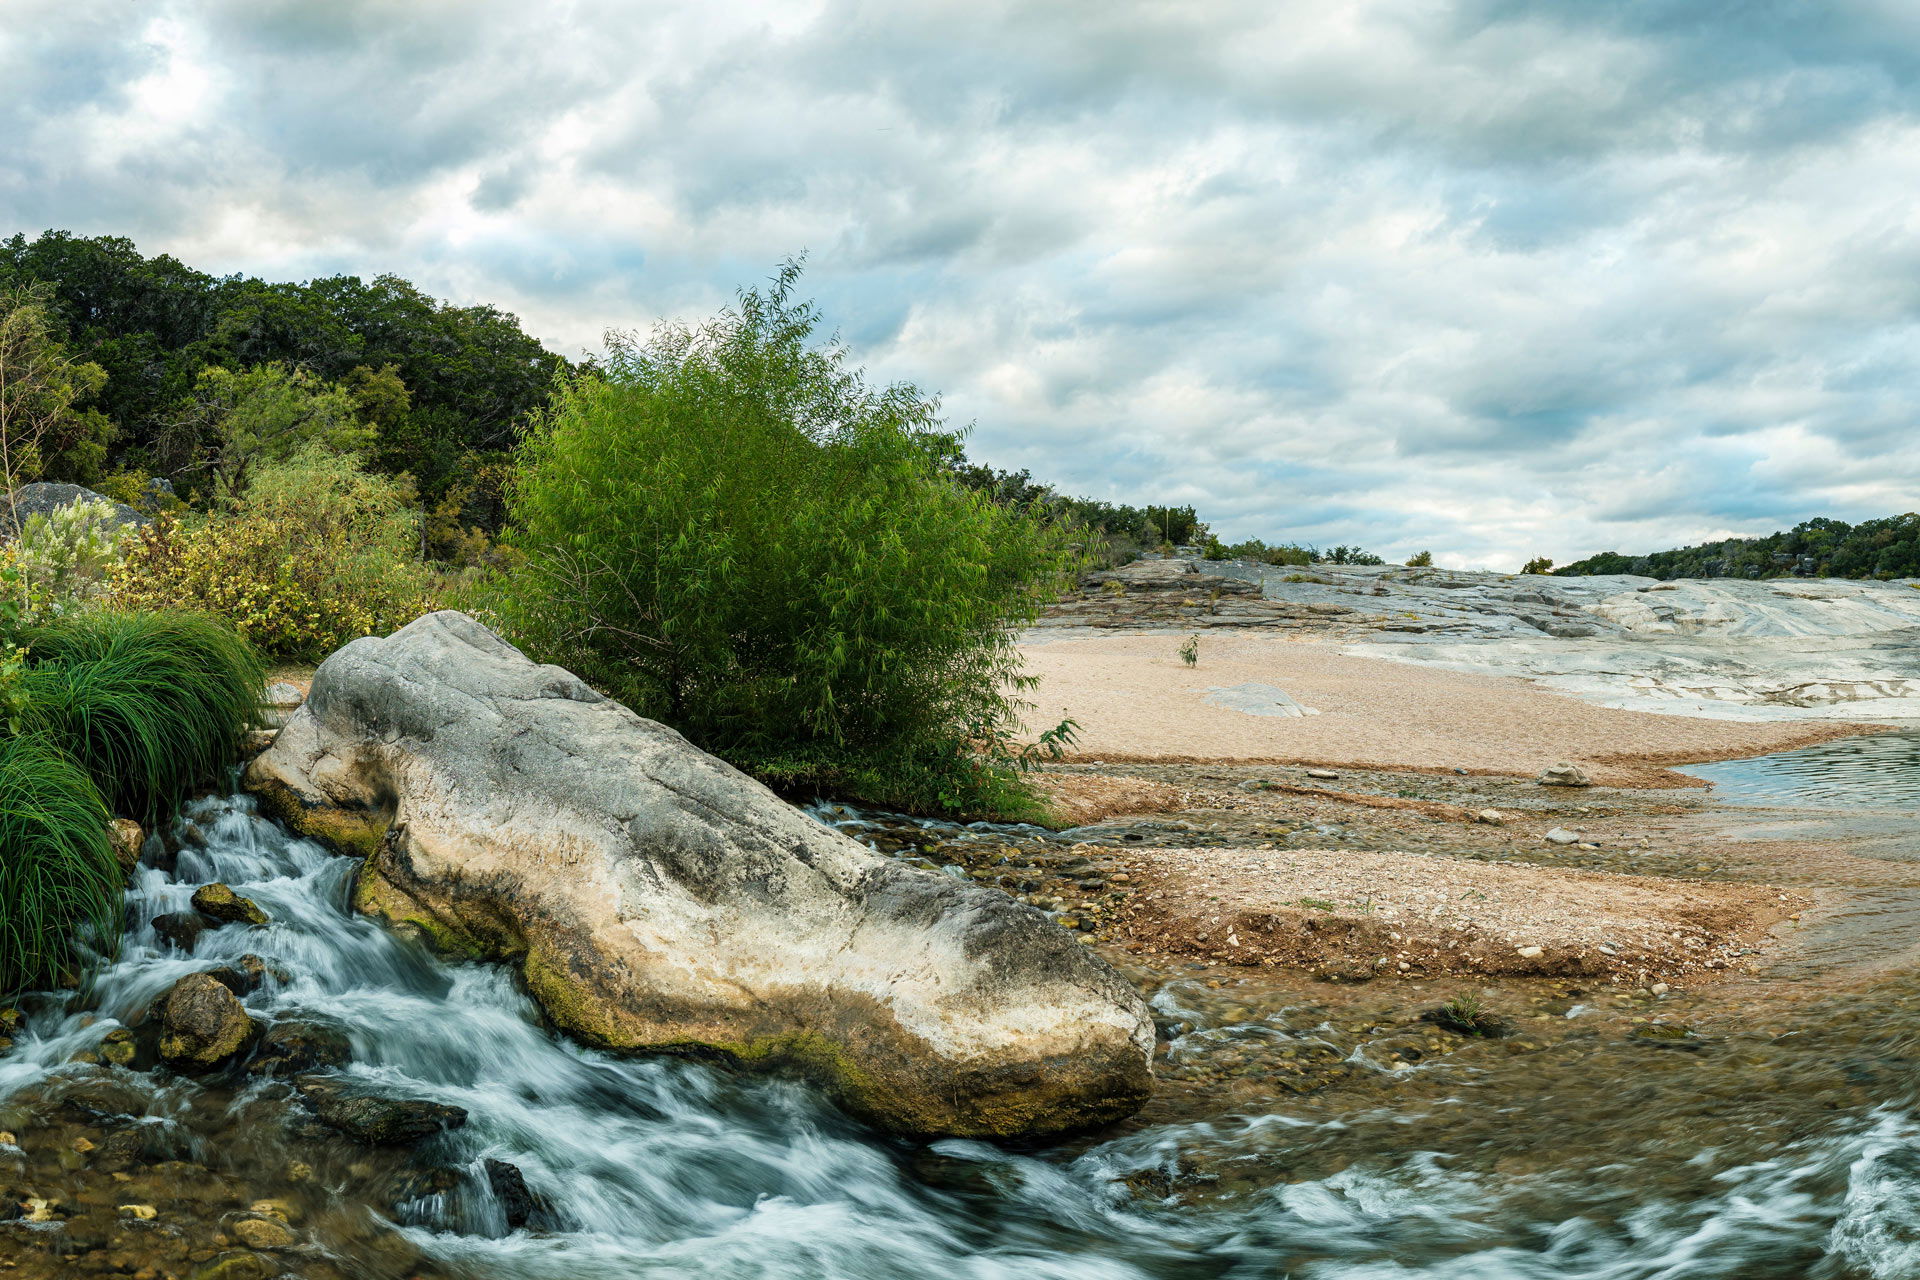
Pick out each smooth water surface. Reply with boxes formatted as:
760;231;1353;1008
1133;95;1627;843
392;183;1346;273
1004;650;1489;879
1682;731;1920;810
7;795;1920;1277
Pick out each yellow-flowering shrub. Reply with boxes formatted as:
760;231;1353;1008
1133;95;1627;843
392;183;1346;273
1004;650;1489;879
108;448;435;660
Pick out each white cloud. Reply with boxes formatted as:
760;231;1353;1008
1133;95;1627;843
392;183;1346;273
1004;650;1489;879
4;0;1920;567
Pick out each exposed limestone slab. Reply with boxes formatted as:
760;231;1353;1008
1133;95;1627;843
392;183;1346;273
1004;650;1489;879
245;612;1153;1138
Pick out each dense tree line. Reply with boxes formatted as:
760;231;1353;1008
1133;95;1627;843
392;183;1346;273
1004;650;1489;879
1557;513;1920;580
0;230;567;528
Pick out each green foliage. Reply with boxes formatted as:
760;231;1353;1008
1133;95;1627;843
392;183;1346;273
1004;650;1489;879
1558;513;1920;581
9;498;133;620
109;448;433;660
17;610;265;823
1202;535;1229;561
157;362;374;501
1406;549;1434;567
0;231;567;528
1422;993;1511;1038
0;733;118;997
0;285;115;490
1521;555;1554;576
483;264;1079;818
1226;538;1315;566
1178;634;1200;668
1321;544;1385;566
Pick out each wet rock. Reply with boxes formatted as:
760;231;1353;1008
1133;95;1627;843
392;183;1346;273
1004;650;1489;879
297;1080;467;1145
485;1157;538;1229
1313;961;1376;984
1537;762;1594;787
157;973;259;1071
203;954;271;997
107;819;146;874
248;1019;351;1077
151;912;209;952
191;882;269;926
248;610;1154;1139
231;1215;297;1249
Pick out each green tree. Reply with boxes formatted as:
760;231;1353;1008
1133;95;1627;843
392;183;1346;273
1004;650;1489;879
484;265;1080;817
158;363;373;501
1407;550;1434;567
0;287;114;509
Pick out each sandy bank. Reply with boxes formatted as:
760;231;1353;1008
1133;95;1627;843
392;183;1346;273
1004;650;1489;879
1019;633;1871;785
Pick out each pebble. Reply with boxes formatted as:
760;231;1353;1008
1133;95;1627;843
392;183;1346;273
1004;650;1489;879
119;1203;157;1219
1307;769;1340;780
1516;946;1544;959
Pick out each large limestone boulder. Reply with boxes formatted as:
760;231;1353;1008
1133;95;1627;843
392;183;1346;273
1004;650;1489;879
245;611;1154;1137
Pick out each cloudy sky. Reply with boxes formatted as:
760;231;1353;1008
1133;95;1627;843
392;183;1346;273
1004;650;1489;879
5;1;1919;568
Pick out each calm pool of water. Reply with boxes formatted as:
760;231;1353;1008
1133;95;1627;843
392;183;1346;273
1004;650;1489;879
1683;731;1920;811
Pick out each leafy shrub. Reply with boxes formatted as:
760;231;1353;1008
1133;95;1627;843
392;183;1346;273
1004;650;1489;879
1407;550;1434;567
7;498;133;621
1522;556;1554;575
0;733;118;996
18;610;265;822
482;265;1080;819
109;448;433;660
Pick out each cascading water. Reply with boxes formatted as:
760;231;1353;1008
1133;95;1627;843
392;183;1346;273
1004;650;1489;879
4;793;1920;1278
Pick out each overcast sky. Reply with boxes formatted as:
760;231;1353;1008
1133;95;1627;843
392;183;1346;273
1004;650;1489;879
5;1;1919;568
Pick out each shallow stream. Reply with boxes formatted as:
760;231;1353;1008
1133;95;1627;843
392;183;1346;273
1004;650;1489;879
5;794;1920;1277
1683;730;1920;811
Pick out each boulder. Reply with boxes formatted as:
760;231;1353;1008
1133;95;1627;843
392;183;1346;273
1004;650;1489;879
0;482;148;540
1537;762;1594;787
156;973;258;1070
107;820;146;875
246;611;1154;1138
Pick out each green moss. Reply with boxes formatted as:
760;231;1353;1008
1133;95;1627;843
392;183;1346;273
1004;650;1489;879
246;776;388;859
350;862;490;961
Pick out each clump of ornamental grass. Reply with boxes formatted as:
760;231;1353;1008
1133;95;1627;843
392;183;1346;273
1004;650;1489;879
17;610;265;823
0;733;118;997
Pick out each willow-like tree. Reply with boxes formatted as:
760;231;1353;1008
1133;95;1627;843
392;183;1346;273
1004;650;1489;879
484;264;1079;818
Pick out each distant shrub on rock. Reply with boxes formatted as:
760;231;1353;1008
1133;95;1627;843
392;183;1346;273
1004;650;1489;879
481;264;1079;818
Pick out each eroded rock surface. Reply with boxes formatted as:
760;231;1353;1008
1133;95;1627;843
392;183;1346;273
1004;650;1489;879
245;611;1154;1137
156;973;258;1071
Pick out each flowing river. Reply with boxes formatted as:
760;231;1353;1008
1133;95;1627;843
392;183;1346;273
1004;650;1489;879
5;792;1920;1277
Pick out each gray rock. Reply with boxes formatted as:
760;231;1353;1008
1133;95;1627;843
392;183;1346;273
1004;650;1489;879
248;1020;351;1077
1545;828;1580;845
247;611;1154;1138
1537;762;1594;787
0;482;149;540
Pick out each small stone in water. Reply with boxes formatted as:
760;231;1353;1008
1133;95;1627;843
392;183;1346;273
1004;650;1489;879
119;1203;156;1219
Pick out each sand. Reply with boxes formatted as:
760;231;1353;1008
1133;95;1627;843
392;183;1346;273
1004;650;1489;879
1019;633;1872;785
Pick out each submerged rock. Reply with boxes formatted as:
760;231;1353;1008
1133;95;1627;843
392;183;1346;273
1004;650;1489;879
248;1019;351;1076
157;973;258;1071
297;1080;466;1144
247;610;1155;1138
